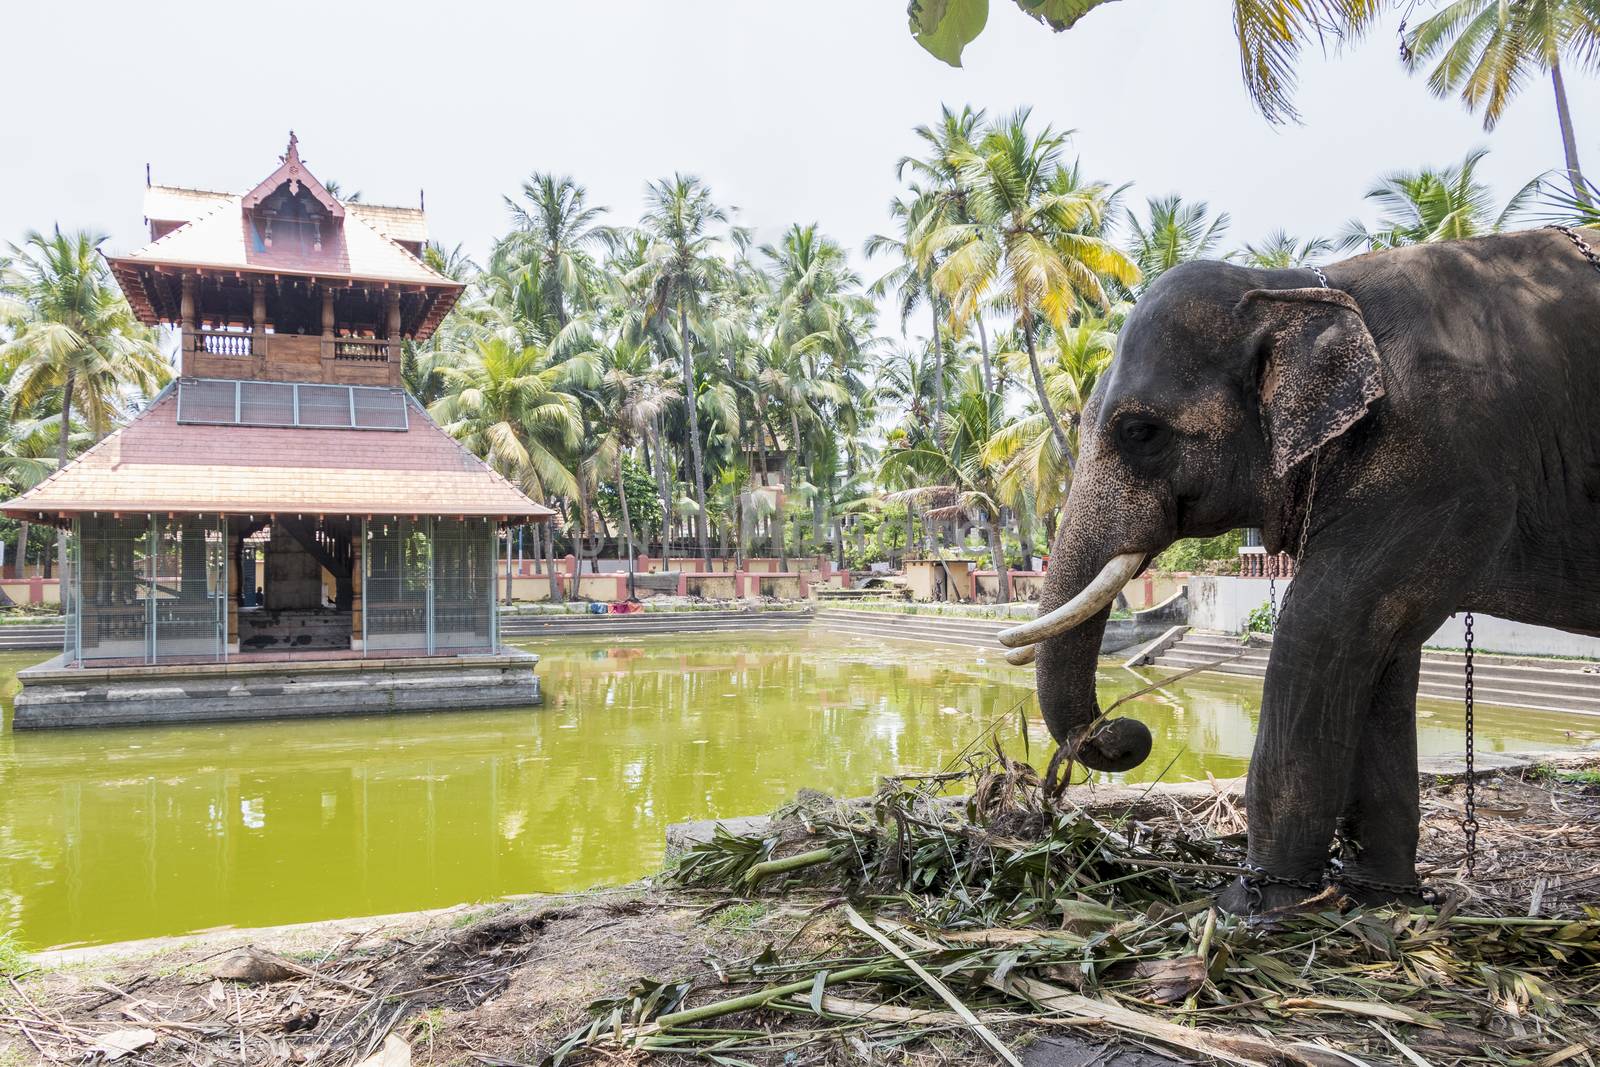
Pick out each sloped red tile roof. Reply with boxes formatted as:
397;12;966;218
144;185;429;245
108;193;452;286
3;386;554;521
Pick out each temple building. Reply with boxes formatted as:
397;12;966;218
4;135;549;726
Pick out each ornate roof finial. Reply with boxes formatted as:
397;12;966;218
284;130;300;164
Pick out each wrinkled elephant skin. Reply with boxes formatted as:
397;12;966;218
1028;230;1600;909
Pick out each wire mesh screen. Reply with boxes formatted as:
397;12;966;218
177;379;237;424
239;381;295;425
153;517;226;662
364;518;431;652
433;518;495;652
77;516;154;662
297;384;354;428
62;527;79;665
352;388;409;430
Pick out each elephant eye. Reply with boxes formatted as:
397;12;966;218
1119;419;1165;446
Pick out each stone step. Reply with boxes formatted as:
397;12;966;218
505;614;806;630
821;617;1016;646
1159;640;1600;700
505;616;810;637
820;609;1016;638
1153;651;1600;716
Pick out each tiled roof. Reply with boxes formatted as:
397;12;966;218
145;186;428;245
3;386;554;521
347;203;428;244
109;194;452;286
144;185;233;223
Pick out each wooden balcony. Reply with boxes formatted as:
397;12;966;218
332;337;391;363
194;329;253;357
182;329;400;388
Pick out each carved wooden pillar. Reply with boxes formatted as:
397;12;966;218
251;281;268;374
385;290;402;364
320;285;335;363
179;274;197;376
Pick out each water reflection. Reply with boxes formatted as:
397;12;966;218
0;635;1589;950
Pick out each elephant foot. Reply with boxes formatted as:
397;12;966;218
1216;873;1340;917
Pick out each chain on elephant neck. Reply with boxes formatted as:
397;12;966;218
1551;224;1600;274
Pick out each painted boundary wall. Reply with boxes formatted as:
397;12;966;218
0;578;60;607
502;555;851;603
1188;575;1600;659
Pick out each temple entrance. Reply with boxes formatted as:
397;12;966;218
235;518;356;653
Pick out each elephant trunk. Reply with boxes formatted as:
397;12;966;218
1005;514;1153;774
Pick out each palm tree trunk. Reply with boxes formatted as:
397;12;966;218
651;420;673;560
929;291;945;427
679;303;711;569
15;521;30;579
976;316;995;395
544;519;563;602
574;477;594;574
987;515;1011;603
1023;316;1072;462
1552;59;1589;204
615;448;636;600
755;400;770;480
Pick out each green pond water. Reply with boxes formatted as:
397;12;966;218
0;631;1593;951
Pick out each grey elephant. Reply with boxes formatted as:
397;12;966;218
998;227;1600;911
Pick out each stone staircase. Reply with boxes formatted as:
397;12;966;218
817;608;1016;650
502;608;812;639
0;623;68;651
1148;629;1600;716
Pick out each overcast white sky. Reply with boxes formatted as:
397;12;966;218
4;0;1591;299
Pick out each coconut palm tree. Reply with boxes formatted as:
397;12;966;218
895;107;990;407
1235;229;1337;269
629;175;727;568
882;367;1013;601
2;229;167;461
985;307;1124;526
927;109;1139;461
1403;0;1600;201
1125;196;1232;289
1338;148;1539;250
428;335;588;503
500;174;607;331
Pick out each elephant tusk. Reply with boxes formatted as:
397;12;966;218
997;553;1143;648
1005;645;1036;665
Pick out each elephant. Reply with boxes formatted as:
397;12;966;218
997;227;1600;911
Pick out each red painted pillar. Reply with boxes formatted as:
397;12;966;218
28;578;43;606
677;571;689;596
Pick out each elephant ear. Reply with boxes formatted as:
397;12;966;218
1238;287;1386;478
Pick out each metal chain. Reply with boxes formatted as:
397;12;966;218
1463;612;1479;873
1550;224;1600;274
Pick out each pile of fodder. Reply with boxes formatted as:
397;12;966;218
556;756;1600;1066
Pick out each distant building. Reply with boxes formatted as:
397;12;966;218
4;135;551;687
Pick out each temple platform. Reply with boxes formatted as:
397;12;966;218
11;648;540;730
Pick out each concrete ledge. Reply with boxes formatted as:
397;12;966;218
12;649;541;729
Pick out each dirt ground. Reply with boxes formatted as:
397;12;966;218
1;759;1595;1067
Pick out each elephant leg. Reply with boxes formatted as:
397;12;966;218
1333;649;1423;900
1216;529;1466;914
